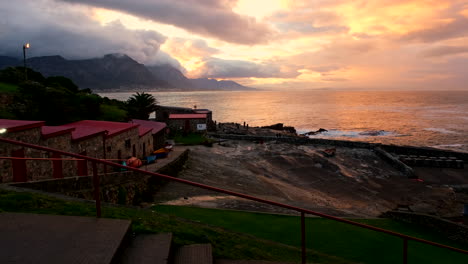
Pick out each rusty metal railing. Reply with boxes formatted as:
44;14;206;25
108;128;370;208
1;137;467;264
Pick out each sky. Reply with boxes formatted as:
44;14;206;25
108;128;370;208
1;0;467;90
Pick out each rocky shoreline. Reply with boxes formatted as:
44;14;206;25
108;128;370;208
154;125;468;219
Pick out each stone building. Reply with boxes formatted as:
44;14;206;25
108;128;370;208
0;120;46;183
60;120;153;162
130;119;168;150
0;119;154;183
168;114;207;133
155;106;194;123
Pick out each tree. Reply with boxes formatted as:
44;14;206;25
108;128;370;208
126;92;158;120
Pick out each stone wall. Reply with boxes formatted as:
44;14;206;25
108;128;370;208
374;147;415;178
1;127;43;183
139;132;154;157
169;118;207;133
153;130;166;150
155;106;194;123
10;149;190;205
106;128;139;160
210;134;467;161
382;211;468;244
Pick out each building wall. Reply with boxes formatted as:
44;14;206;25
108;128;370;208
168;118;207;133
139;132;153;157
72;134;105;176
153;130;166;150
40;133;75;179
0;127;43;183
105;128;140;161
1;124;156;183
155;106;194;122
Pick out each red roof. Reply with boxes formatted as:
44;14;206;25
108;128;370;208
130;119;167;134
169;114;207;119
61;120;139;140
41;126;75;139
138;126;153;137
194;110;211;114
0;119;45;133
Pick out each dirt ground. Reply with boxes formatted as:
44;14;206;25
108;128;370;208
154;140;468;218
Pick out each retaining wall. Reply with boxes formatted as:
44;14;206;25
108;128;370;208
382;211;468;244
10;149;190;205
210;134;467;160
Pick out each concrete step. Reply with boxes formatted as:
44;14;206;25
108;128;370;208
216;261;293;264
0;212;131;264
121;233;173;264
173;244;213;264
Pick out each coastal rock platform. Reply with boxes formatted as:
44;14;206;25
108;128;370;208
155;140;468;218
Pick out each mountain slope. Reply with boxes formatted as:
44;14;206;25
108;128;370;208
0;54;254;91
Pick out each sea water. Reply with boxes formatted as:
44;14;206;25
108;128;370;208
99;90;468;152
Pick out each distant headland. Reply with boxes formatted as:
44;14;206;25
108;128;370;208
0;53;255;92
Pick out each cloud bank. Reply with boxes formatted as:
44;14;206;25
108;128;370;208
0;0;182;68
59;0;275;45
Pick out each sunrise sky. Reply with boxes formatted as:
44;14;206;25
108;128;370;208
1;0;468;90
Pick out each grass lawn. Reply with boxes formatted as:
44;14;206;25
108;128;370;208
173;132;212;145
155;205;468;264
0;189;354;263
0;82;18;93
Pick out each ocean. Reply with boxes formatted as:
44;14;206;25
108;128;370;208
99;90;468;152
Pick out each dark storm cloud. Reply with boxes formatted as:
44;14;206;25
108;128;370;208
422;45;468;57
0;0;184;68
400;17;468;43
191;57;300;79
58;0;275;45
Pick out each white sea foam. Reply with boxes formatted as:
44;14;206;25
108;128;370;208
423;128;458;134
431;144;466;152
306;129;397;139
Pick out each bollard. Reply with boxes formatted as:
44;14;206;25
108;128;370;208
463;205;468;226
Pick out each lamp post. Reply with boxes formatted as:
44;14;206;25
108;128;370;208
23;43;30;80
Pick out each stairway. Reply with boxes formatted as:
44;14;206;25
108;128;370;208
120;233;213;264
119;233;291;264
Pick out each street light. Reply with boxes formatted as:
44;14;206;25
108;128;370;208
23;43;30;80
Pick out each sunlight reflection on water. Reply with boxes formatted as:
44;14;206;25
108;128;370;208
99;90;468;152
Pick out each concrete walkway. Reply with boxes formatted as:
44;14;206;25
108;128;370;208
0;212;131;264
140;146;188;172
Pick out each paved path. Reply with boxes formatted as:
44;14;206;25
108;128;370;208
0;212;131;264
141;146;188;172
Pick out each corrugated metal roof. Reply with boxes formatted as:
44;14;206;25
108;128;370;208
138;126;153;137
169;114;207;119
61;120;139;140
41;126;75;139
194;110;211;114
130;119;167;134
0;119;45;133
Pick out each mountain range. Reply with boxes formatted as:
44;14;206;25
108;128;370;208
0;53;254;91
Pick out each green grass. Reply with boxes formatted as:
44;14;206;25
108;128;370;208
0;189;354;263
155;205;468;264
98;104;127;122
173;132;212;145
0;82;18;93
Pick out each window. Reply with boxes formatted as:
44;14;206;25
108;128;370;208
107;146;112;152
125;139;131;148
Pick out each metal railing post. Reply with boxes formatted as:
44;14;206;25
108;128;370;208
1;137;468;260
403;238;408;264
92;161;101;218
301;212;306;264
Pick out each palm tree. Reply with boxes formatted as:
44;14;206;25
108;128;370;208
127;92;158;120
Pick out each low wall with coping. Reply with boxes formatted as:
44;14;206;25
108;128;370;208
382;211;468;244
9;150;190;205
210;134;468;160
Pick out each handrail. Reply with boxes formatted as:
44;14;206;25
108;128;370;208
1;137;467;263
